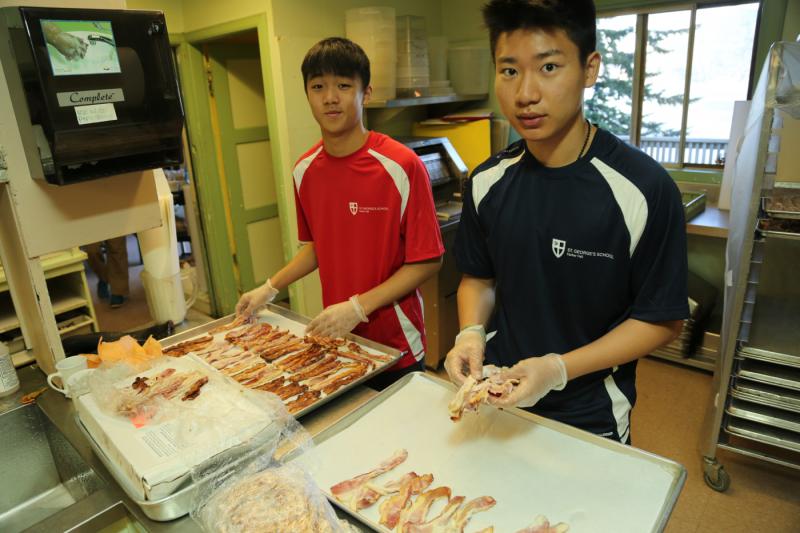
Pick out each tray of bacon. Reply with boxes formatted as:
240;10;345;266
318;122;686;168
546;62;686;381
305;372;685;533
160;304;401;417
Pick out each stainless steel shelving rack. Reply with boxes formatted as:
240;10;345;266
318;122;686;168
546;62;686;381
702;42;800;492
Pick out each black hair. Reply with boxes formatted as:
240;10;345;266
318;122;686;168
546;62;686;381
301;37;371;90
482;0;597;64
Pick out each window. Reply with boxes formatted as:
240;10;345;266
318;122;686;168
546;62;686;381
586;2;760;168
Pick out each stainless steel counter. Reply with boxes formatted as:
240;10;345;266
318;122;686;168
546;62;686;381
5;364;377;532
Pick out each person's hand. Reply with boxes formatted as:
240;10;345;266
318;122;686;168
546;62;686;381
489;354;567;409
52;32;88;60
235;279;278;317
444;326;486;387
306;295;368;338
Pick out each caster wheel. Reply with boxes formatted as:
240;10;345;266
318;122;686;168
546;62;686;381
704;466;730;492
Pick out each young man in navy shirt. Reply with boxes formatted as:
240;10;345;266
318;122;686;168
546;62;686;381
445;0;688;443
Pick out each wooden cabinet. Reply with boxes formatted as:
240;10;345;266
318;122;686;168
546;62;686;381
0;248;98;367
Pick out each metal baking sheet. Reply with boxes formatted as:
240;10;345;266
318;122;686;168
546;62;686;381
732;378;800;413
726;398;800;433
739;345;800;369
161;304;402;418
305;372;685;533
736;359;800;391
725;418;800;454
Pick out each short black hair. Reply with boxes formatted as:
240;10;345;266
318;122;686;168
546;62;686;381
301;37;371;90
482;0;597;64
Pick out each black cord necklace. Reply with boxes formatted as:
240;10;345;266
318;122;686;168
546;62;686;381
576;119;591;163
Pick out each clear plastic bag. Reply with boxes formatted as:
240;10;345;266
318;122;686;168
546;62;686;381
190;417;354;533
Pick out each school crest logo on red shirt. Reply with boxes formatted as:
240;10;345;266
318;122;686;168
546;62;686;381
552;238;566;258
349;201;358;215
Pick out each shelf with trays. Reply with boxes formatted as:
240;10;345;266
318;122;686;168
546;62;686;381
0;248;97;367
731;378;800;413
365;93;487;109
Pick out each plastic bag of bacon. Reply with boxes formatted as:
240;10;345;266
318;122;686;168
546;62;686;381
190;412;359;533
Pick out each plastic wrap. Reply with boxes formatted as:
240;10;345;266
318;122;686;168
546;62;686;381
190;416;356;533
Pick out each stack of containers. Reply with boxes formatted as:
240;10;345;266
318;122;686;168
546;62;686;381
448;45;492;95
427;35;454;96
396;15;429;97
345;7;397;102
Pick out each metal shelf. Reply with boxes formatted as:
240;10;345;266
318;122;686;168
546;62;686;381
736;359;800;392
727;398;800;433
740;293;800;361
732;378;800;413
365;93;487;108
725;418;800;454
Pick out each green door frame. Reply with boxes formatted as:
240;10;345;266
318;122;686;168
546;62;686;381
172;14;293;316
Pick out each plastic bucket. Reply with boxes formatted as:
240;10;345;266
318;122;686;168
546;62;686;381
141;267;197;324
448;45;491;95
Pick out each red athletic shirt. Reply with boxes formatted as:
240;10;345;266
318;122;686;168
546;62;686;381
292;131;444;369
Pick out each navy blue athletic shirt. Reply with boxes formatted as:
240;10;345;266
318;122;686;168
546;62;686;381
455;127;689;442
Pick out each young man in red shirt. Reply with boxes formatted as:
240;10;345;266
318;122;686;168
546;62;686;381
237;37;444;388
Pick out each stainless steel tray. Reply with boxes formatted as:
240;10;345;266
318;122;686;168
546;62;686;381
304;372;686;533
762;195;800;220
736;358;800;392
76;414;198;521
725;418;800;454
732;378;800;413
161;304;402;418
738;345;800;369
726;398;800;433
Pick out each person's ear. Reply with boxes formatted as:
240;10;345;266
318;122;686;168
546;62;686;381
584;51;601;88
362;84;372;105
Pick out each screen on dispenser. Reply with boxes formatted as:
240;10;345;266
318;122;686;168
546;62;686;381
40;19;121;76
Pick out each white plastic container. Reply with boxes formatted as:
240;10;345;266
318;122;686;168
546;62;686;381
346;7;397;101
140;268;196;325
427;36;448;82
0;341;20;398
448;45;491;95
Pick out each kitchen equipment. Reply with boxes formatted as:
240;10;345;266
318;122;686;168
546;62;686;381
306;372;686;533
345;7;396;101
1;7;183;185
0;341;20;398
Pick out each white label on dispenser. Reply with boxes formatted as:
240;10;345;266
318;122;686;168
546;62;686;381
57;89;125;107
75;103;117;125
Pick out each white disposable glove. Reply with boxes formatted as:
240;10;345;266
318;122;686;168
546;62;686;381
306;295;368;338
444;325;486;386
489;354;567;408
235;278;279;317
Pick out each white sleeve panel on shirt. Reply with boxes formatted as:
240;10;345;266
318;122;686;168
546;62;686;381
590;158;649;257
292;146;324;191
471;152;524;214
367;148;410;221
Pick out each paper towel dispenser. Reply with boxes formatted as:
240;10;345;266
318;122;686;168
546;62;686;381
2;7;184;185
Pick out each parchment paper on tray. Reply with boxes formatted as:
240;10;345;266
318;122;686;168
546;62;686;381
306;373;685;533
76;355;287;501
160;305;401;417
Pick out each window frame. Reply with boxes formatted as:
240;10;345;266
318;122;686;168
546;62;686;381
597;0;761;169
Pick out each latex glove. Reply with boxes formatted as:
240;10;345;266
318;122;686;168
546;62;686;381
306;295;368;338
489;354;567;408
235;279;278;317
444;326;486;386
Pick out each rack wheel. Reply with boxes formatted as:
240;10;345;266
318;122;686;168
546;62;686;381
704;465;730;492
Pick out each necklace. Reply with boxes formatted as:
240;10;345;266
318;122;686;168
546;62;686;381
576;119;591;163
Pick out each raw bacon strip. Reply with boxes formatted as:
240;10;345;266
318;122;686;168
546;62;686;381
449;496;496;531
448;372;519;422
379;473;434;529
398;486;451;531
163;335;214;356
331;449;408;511
286;389;321;414
405;495;465;533
515;516;569;533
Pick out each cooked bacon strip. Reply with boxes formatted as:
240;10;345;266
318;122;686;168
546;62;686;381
308;363;367;392
288;355;342;382
331;449;408;511
346;341;394;362
286;389;321;414
379;473;434;529
209;313;253;334
405;495;465;533
256;376;287;393
219;356;263;377
398;486;452;531
258;339;307;362
272;381;307;401
276;344;325;371
181;376;208;401
163;335;214;356
132;376;149;393
515;515;569;533
335;350;377;370
305;334;346;348
319;364;370;395
239;367;284;388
